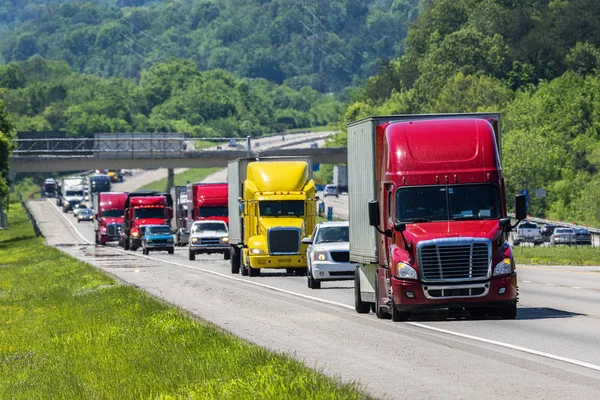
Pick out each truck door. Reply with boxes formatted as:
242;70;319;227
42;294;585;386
384;184;395;267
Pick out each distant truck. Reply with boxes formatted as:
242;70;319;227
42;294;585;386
57;176;86;209
333;165;348;193
348;114;526;321
228;157;317;277
122;191;173;251
186;182;228;228
170;185;189;246
42;178;56;198
93;192;128;245
87;174;111;207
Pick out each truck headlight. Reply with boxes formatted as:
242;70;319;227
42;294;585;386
250;248;264;255
221;237;229;243
314;250;327;261
395;262;418;280
63;201;69;207
131;231;139;238
494;258;512;276
191;237;198;244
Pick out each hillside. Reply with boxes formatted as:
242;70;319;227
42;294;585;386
0;0;421;92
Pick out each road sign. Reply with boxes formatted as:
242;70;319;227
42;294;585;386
312;163;320;172
534;188;546;198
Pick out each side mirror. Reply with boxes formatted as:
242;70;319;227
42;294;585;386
393;221;406;232
301;237;313;245
515;194;527;220
368;201;380;227
499;218;511;229
315;196;320;201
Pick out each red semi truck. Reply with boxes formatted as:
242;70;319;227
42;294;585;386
186;182;228;226
348;113;526;321
122;191;174;251
93;192;128;245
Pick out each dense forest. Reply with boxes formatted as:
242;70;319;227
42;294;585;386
338;0;600;225
0;57;343;136
0;0;421;92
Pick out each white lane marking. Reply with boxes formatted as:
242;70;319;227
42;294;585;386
49;200;600;373
46;199;93;244
547;283;557;286
572;287;582;289
522;280;532;283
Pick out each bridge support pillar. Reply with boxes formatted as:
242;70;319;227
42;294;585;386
166;168;175;192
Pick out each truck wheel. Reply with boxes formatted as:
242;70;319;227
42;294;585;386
498;302;517;320
230;247;240;274
307;273;321;289
391;302;410;322
223;250;231;260
354;267;371;314
249;267;260;277
168;247;174;255
375;272;391;319
467;307;488;319
142;248;148;255
293;268;305;276
123;237;130;250
189;251;195;261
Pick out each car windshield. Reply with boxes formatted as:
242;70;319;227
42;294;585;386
192;222;227;233
66;190;84;196
575;229;590;234
259;200;304;217
198;206;227;217
102;210;123;218
556;229;573;234
519;223;538;229
315;226;349;244
396;184;501;222
147;226;171;235
134;208;165;219
80;209;93;215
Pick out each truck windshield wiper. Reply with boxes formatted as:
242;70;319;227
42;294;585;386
451;215;486;220
402;218;431;223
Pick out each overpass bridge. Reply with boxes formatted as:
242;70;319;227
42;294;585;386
9;133;347;173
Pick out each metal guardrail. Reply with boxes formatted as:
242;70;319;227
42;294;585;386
508;213;600;247
17;192;44;238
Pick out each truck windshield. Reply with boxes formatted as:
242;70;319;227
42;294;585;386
134;208;165;219
102;210;123;218
198;206;227;217
396;184;501;222
66;190;84;196
259;200;304;217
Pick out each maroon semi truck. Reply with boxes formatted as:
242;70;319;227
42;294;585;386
122;191;173;251
348;113;526;321
93;192;128;245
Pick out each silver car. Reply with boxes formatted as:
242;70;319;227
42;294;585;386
188;221;230;260
302;221;357;289
551;228;576;245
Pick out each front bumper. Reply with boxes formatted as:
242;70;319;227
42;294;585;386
311;260;357;281
391;273;518;312
189;244;229;254
249;254;307;269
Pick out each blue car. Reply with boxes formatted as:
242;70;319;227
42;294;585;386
141;225;175;255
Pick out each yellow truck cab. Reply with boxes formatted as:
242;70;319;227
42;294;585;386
228;157;317;277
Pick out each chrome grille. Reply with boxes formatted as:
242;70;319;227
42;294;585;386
418;238;491;282
107;224;122;237
268;228;300;255
200;238;221;245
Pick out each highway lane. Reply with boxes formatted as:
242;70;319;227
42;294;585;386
28;198;600;398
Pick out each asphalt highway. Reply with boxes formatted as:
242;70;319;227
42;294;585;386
28;197;600;399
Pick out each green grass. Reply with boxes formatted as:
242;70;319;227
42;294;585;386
137;168;222;192
513;245;600;266
0;198;369;399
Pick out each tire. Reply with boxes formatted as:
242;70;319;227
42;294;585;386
467;307;488;319
123;237;130;250
391;302;410;322
375;271;391;319
307;272;321;289
142;248;148;255
249;267;260;277
223;250;230;260
168;247;174;255
498;302;517;320
189;251;195;261
231;246;240;274
354;266;371;314
293;268;305;276
77;220;80;223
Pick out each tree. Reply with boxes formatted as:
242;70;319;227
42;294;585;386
0;99;15;202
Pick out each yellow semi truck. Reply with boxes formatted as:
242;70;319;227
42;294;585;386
228;157;317;277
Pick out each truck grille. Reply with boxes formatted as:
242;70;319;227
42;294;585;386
69;199;80;207
330;251;350;262
268;228;300;254
107;224;122;237
418;238;491;282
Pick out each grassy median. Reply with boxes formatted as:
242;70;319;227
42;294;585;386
513;245;600;266
0;199;369;399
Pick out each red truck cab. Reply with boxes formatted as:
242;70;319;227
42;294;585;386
93;192;128;245
186;182;228;226
348;114;526;321
122;191;173;251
